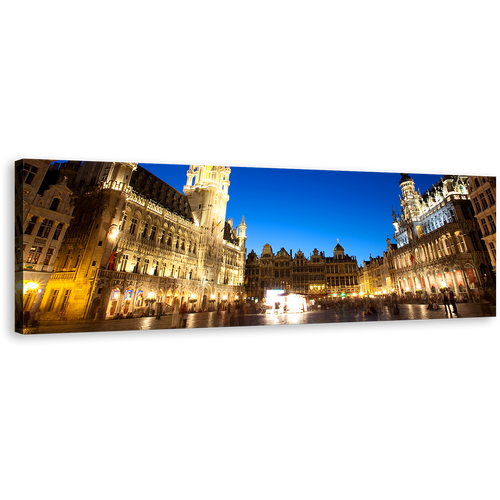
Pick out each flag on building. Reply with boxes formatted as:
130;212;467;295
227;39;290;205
212;220;223;234
410;252;414;263
107;243;118;270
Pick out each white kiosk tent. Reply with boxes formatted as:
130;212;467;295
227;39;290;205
264;289;307;314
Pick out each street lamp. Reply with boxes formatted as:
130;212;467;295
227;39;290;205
21;281;40;294
144;292;156;316
189;293;197;311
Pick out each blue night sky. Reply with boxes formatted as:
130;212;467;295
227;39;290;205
140;163;443;264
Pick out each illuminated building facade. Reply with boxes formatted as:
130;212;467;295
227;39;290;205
325;243;360;298
244;243;360;302
467;175;496;275
15;159;74;329
390;173;493;299
359;253;392;296
36;162;246;321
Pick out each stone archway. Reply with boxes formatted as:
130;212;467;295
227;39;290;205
88;297;101;320
202;283;212;311
165;289;173;306
172;290;180;308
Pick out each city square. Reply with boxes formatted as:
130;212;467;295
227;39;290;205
15;160;496;334
22;301;495;335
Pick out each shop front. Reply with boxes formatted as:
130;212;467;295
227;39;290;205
122;289;134;314
454;269;467;296
108;288;120;317
428;275;437;293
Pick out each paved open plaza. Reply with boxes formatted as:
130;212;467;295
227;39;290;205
22;302;495;335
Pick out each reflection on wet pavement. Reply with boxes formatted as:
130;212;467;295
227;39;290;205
22;303;495;335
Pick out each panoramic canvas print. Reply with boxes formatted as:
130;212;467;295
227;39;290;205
15;159;496;334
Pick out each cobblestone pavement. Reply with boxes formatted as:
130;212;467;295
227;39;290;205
22;302;496;334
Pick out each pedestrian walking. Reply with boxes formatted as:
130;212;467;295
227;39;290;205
180;304;188;328
171;303;180;329
427;295;434;310
449;289;459;316
443;291;452;315
391;294;400;315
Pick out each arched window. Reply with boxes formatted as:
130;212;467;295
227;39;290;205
475;178;480;188
50;198;61;211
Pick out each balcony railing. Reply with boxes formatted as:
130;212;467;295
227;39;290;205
51;271;76;281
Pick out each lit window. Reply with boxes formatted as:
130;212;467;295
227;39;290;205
43;248;54;265
27;246;43;264
119;255;128;272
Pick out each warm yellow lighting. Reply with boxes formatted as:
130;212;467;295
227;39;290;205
210;294;215;299
23;281;39;293
146;291;155;299
222;295;227;300
191;293;197;299
109;225;119;237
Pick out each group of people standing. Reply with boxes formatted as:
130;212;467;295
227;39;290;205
170;303;189;328
427;290;459;316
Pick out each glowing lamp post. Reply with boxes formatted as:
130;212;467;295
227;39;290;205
23;281;40;294
144;292;156;316
209;294;216;311
189;293;197;311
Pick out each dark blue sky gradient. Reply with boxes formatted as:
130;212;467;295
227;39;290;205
140;163;443;263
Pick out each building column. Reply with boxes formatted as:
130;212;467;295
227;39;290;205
450;267;459;294
116;288;126;314
424;273;432;294
458;264;472;301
